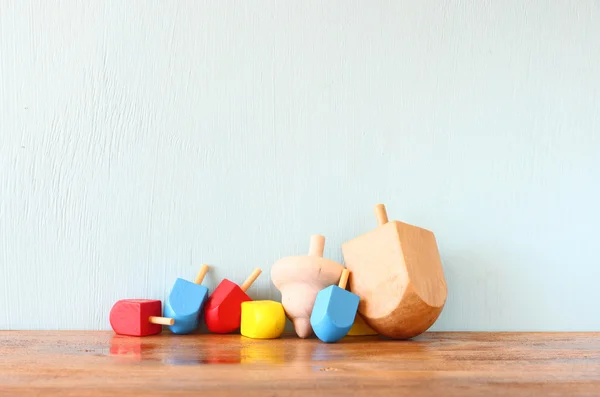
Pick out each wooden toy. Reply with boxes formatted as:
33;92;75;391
164;264;210;334
109;299;174;337
347;314;378;336
204;268;262;334
310;269;359;343
342;204;447;339
240;300;286;339
271;234;344;338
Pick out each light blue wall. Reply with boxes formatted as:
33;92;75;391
1;1;599;331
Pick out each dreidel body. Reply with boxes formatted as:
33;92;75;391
310;270;359;343
164;265;210;334
110;299;174;337
204;268;262;333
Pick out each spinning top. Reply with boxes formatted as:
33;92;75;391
271;234;344;338
342;204;447;339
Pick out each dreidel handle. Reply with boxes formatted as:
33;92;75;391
148;316;175;326
194;264;209;285
241;268;262;292
375;204;389;226
308;234;325;257
338;269;350;290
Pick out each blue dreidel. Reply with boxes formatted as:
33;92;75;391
164;264;210;334
310;269;359;343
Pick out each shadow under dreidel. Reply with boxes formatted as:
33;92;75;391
200;337;243;364
159;337;203;365
109;335;161;363
240;338;286;364
156;334;243;365
283;338;346;368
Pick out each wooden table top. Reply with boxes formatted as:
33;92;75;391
1;331;599;396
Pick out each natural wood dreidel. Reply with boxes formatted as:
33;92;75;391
240;301;286;339
310;269;359;343
271;234;344;338
109;299;174;337
204;268;262;334
342;204;447;339
163;264;210;335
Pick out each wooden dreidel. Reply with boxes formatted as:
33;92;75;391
342;204;448;339
271;234;344;338
310;269;359;343
164;264;210;334
240;301;286;339
204;268;262;333
109;299;174;337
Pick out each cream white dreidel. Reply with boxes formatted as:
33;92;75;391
271;235;344;338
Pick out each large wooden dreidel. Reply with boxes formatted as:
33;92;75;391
204;268;262;334
109;299;174;337
164;264;210;334
342;204;447;339
271;234;344;338
310;269;359;343
241;301;286;339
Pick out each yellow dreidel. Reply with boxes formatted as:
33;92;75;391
347;314;378;336
241;300;286;339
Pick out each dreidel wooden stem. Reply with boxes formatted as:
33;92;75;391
308;234;325;257
241;268;262;292
194;264;209;285
338;269;350;290
375;204;389;226
148;316;175;326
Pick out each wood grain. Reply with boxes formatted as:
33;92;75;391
1;332;599;396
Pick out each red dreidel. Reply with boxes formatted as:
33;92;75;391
109;299;174;337
204;268;262;333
